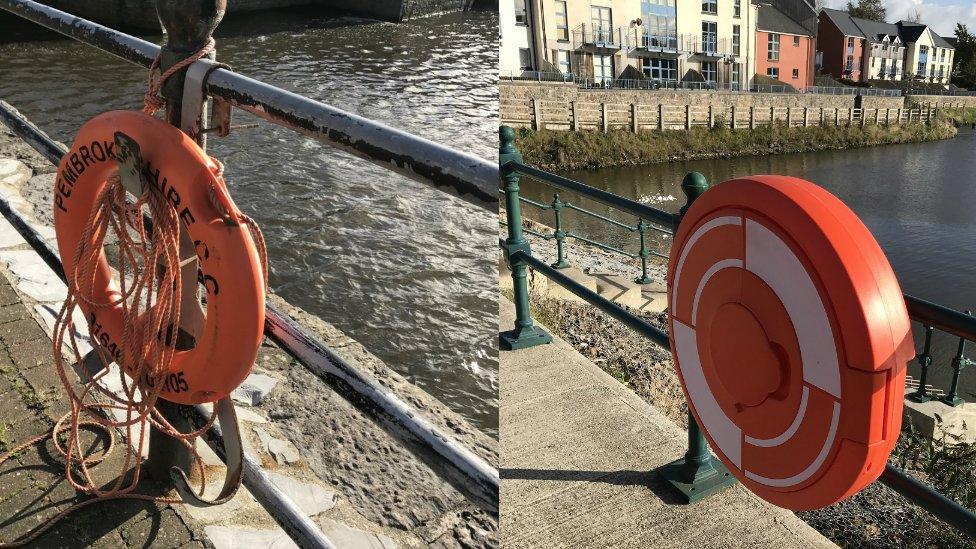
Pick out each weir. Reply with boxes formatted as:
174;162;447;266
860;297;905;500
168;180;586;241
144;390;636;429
25;0;480;29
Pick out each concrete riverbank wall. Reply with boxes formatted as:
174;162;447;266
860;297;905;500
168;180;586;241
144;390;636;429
501;81;968;131
31;0;474;29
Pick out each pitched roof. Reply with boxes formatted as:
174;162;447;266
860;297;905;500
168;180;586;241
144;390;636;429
850;16;899;44
820;8;865;38
758;3;811;36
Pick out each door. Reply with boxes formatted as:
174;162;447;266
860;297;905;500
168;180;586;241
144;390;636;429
591;6;613;44
594;54;614;86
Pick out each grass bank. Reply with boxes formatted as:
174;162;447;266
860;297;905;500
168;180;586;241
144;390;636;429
939;107;976;127
515;121;958;171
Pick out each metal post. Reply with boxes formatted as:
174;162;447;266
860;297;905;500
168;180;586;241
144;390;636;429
499;126;552;351
635;218;652;285
907;325;934;403
659;172;737;503
146;0;225;485
941;311;972;407
551;194;570;269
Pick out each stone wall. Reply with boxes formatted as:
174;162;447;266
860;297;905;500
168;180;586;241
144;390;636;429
908;95;976;109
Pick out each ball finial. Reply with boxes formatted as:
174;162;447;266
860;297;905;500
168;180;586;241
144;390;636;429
499;126;517;153
681;172;709;203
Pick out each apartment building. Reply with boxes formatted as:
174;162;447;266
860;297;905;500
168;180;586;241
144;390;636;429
500;0;760;89
818;9;954;85
755;2;815;88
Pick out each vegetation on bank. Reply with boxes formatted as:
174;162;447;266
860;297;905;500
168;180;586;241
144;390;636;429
939;107;976;127
514;121;958;171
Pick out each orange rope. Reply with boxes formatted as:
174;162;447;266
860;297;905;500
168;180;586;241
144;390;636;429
0;37;268;548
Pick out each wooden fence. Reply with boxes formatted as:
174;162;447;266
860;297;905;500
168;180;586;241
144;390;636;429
501;99;945;132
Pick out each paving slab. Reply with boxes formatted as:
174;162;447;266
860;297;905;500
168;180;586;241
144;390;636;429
499;297;836;549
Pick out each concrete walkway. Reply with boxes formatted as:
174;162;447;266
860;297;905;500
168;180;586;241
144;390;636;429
499;297;837;548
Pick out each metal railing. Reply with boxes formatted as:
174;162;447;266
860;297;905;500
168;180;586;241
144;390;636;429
572;24;623;50
498;124;976;538
499;192;671;284
499;70;575;83
0;0;500;545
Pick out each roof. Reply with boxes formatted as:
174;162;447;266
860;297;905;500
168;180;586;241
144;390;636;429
820;9;955;50
820;8;865;38
758;3;811;36
850;16;899;44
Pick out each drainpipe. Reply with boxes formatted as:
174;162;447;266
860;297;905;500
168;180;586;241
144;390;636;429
529;0;546;69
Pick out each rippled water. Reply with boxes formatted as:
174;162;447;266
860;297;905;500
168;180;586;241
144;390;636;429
0;9;499;434
521;130;976;400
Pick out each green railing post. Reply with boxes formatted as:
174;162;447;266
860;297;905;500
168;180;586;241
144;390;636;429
660;172;737;503
551;194;571;269
907;325;934;403
940;311;972;407
499;126;552;351
635;218;652;285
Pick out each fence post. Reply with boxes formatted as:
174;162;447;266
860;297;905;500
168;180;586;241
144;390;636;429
659;104;665;130
571;100;579;131
635;219;652;285
897;107;902;124
551;194;570;269
730;105;736;129
532;98;542;130
860;108;865;127
632;103;638;133
685;104;691;130
875;108;880;125
770;105;775;126
499;126;552;350
602;102;608;132
835;108;840;126
660;172;737;503
941;312;972;407
708;105;714;128
786;107;792;127
145;0;225;485
907;325;934;403
803;106;809;127
750;106;755;129
848;107;854;126
819;106;825;126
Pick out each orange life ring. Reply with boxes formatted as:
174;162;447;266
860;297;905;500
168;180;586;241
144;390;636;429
53;110;265;405
667;175;914;510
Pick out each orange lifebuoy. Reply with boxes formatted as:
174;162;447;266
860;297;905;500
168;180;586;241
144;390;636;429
53;110;265;405
667;175;914;510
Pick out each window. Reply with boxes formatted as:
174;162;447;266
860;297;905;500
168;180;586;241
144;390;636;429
792;68;799;79
847;37;854;54
591;6;613;43
518;48;532;70
702;0;717;14
941;48;946;62
918;45;928;76
793;35;800;47
768;34;780;61
930;63;935;78
846;55;853;72
594;54;614;85
731;63;741;89
734;0;741;17
938;65;945;79
645;14;677;48
732;25;740;56
767;67;779;79
702;61;717;82
555;1;569;42
702;21;717;53
880;58;887;76
642;58;677;80
556;50;571;74
514;0;527;25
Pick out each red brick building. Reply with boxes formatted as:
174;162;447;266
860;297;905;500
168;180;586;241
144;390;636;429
755;3;816;89
818;8;867;81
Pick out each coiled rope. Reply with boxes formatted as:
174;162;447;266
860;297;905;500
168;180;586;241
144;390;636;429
0;37;267;548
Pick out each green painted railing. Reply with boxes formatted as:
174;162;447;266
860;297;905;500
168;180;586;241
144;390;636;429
499;190;671;284
498;124;976;537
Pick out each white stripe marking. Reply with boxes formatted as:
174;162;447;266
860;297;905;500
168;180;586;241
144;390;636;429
672;216;741;315
673;319;742;468
745;219;841;398
744;400;841;487
744;386;810;448
691;258;743;325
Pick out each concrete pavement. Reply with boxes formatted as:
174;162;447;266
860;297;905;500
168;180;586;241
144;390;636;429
499;297;837;548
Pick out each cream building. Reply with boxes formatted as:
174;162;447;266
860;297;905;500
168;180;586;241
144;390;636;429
500;0;536;75
900;22;955;83
500;0;760;89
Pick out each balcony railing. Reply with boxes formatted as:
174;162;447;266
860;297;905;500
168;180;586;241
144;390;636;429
572;24;622;50
690;36;732;58
627;29;680;52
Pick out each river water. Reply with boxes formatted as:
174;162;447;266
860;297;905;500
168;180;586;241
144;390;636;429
0;9;499;434
521;129;976;400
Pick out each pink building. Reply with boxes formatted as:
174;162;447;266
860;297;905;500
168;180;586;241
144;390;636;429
755;3;816;89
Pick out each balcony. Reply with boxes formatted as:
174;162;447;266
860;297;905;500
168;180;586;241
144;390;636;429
572;25;622;51
627;30;692;58
690;36;732;59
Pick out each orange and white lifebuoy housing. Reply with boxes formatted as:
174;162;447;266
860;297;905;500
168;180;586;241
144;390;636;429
53;110;265;405
667;175;915;511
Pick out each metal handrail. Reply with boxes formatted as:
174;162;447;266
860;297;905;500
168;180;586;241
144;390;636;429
498;125;976;539
0;0;497;209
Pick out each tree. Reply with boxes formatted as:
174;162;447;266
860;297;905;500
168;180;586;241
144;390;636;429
847;0;886;22
906;8;922;23
953;24;976;89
